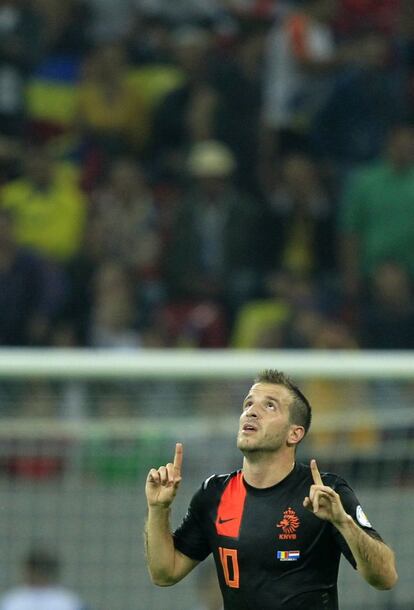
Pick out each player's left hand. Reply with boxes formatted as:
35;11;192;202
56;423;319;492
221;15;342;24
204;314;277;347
303;459;351;528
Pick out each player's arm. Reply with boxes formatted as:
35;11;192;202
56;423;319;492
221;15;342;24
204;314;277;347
144;443;199;586
304;459;398;590
331;513;397;590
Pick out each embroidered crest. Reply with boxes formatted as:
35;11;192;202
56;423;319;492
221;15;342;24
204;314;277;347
277;507;300;539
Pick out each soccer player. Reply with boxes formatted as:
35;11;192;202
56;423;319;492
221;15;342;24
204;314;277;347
145;370;398;610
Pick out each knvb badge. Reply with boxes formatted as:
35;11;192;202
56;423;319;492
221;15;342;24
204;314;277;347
277;550;300;561
276;507;300;540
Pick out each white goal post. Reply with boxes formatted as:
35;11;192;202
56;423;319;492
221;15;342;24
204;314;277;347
0;348;413;436
0;348;414;379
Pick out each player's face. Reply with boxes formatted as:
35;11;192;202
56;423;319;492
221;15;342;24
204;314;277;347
237;383;294;453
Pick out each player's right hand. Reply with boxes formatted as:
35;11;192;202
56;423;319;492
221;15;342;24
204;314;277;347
145;443;183;508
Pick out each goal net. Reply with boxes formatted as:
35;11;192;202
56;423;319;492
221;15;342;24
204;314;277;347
0;349;412;610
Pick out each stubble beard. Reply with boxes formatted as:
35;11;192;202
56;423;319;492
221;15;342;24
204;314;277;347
237;417;293;456
237;432;286;456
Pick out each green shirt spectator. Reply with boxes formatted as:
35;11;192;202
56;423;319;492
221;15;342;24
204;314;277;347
340;125;414;296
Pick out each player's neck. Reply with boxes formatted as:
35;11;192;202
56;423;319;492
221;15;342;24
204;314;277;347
242;450;295;489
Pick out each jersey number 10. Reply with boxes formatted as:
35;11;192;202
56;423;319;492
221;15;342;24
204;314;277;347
219;547;240;588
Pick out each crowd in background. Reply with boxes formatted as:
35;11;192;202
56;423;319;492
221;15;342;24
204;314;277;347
1;0;414;350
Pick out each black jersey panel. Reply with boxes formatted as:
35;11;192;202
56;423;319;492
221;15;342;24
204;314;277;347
284;587;338;609
173;484;212;561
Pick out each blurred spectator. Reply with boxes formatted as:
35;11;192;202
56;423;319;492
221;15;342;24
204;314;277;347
265;152;336;277
313;30;407;165
359;262;414;349
89;157;162;287
87;157;166;338
76;44;149;159
0;209;67;346
22;55;81;147
165;140;266;316
152;26;218;173
212;21;268;192
88;262;142;348
261;0;341;162
231;268;305;349
262;271;357;349
306;316;358;349
340;124;414;300
157;301;228;347
231;298;289;348
0;0;43;137
61;165;159;346
0;548;87;610
283;305;357;349
1;144;86;263
231;268;356;349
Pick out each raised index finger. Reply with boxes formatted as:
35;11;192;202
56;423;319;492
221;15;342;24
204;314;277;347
310;458;323;486
173;442;183;475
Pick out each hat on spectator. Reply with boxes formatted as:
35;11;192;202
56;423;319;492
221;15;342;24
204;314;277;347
187;140;236;177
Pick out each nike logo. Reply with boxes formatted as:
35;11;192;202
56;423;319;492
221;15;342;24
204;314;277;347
218;517;236;524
